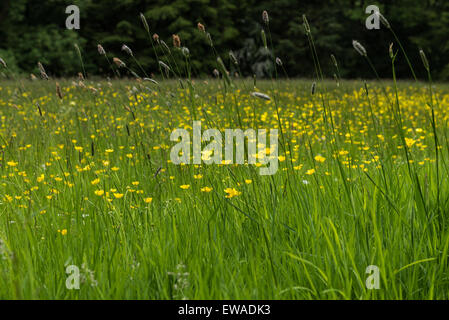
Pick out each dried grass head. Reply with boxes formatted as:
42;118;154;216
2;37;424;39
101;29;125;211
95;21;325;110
172;34;181;48
97;44;106;55
197;22;205;33
113;57;126;68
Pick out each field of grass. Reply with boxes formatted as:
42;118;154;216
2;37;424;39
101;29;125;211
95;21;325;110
0;77;448;299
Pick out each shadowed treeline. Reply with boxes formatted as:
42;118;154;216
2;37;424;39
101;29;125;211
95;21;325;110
0;0;447;80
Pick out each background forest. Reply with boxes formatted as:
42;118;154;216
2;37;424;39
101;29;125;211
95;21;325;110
0;0;448;79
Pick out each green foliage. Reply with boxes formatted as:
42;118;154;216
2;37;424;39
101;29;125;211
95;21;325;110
0;0;448;79
15;27;86;76
0;49;20;76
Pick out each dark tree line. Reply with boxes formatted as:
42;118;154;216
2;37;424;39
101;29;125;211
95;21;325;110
0;0;448;80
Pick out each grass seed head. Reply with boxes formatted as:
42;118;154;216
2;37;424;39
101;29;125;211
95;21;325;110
121;44;133;56
303;14;311;34
275;57;283;66
172;34;181;48
389;43;394;59
37;62;49;80
37;62;45;74
420;49;430;71
161;40;170;53
376;12;391;29
143;78;159;85
251;91;271;100
182;47;190;57
229;51;238;65
197;22;205;33
56;82;63;99
352;40;367;57
36;102;42;116
262;10;269;25
140;13;150;33
159;61;170;71
113;57;126;68
207;33;213;47
97;44;106;55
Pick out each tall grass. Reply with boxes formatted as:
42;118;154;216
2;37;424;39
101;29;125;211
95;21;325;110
0;10;447;300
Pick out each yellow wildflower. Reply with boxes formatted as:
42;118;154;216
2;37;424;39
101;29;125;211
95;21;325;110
224;188;241;198
306;168;316;175
7;161;18;167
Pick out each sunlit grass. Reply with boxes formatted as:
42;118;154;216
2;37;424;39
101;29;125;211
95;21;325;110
0;78;448;299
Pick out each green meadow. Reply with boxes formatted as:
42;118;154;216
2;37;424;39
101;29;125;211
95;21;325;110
0;77;448;299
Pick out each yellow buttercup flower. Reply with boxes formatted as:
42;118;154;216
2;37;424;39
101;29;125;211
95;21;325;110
7;161;18;167
224;188;241;198
306;168;316;175
405;138;416;148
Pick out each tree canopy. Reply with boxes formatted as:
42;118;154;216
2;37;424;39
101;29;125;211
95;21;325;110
0;0;448;79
